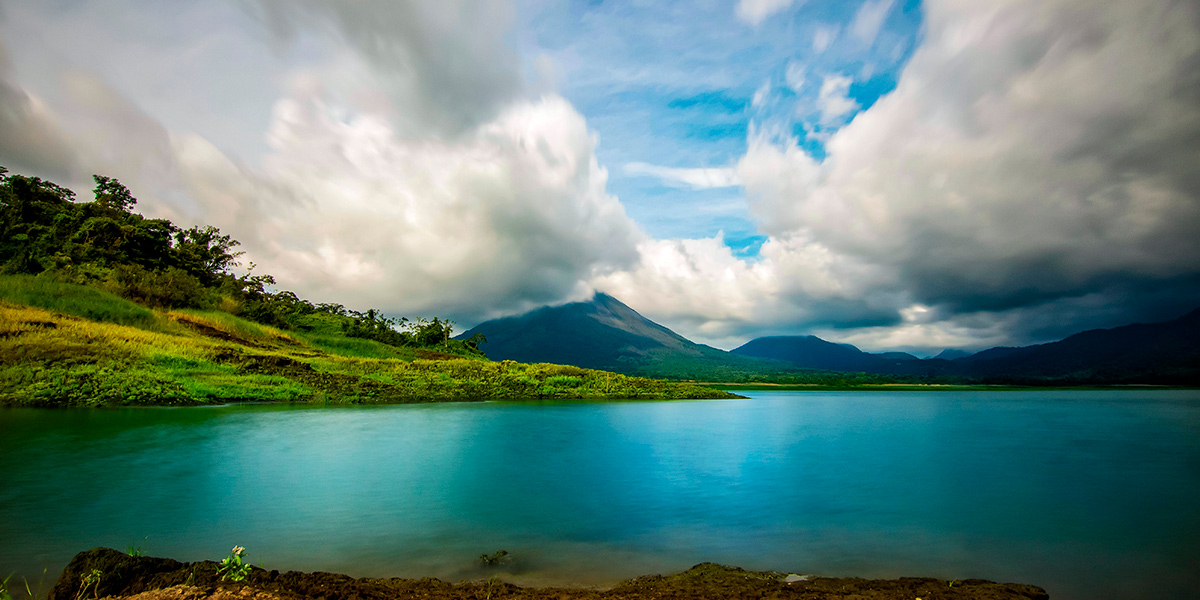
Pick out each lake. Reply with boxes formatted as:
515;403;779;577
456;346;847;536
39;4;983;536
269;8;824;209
2;390;1198;600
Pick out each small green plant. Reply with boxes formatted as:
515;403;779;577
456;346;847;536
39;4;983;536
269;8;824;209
127;536;148;557
216;546;251;582
484;575;502;600
76;569;102;600
1;573;14;600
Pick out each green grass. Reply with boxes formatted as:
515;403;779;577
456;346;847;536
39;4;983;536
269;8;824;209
0;275;159;329
0;276;739;407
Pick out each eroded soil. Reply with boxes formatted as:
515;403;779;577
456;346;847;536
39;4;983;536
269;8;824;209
51;548;1049;600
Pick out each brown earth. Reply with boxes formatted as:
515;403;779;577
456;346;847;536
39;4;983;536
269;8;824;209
51;548;1050;600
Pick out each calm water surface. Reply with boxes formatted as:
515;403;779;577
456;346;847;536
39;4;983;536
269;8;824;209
2;390;1198;600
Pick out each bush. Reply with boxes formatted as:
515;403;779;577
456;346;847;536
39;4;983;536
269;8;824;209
104;264;211;309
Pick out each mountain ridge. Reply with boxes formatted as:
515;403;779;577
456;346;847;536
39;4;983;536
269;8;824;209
461;294;1200;384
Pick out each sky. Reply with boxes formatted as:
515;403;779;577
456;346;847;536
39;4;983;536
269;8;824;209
1;0;1198;355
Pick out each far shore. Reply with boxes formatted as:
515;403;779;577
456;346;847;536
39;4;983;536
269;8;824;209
699;381;1197;391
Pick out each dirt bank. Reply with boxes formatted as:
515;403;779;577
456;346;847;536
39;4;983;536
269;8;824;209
50;548;1049;600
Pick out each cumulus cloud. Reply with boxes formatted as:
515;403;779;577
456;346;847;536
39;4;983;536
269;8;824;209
622;162;741;190
732;0;1200;348
735;0;803;27
170;90;643;322
594;0;1200;352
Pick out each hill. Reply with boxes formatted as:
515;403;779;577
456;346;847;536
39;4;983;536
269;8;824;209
953;307;1200;383
730;309;1200;384
731;336;885;372
730;336;948;376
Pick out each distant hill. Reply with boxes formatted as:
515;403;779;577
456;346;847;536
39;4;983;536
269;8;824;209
953;307;1200;383
456;293;809;381
730;336;944;376
730;336;880;371
731;308;1200;384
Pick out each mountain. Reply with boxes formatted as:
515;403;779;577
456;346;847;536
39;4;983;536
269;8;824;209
952;307;1200;383
455;293;800;380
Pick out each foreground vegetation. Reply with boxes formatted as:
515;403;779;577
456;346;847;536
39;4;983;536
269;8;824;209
0;167;735;406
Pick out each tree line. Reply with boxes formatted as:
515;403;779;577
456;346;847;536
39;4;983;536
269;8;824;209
0;166;484;354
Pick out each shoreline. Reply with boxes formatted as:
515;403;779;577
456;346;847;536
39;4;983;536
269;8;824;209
48;548;1049;600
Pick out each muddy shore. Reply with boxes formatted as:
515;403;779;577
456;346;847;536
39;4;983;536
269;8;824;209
49;548;1048;600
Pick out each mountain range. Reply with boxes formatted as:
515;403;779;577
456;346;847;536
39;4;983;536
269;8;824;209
457;293;1200;385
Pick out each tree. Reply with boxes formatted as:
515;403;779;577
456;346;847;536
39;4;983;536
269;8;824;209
92;175;136;213
174;225;244;284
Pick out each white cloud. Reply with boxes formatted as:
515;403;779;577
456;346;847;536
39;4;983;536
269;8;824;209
851;0;896;46
751;80;772;108
812;25;838;53
623;162;741;190
591;234;779;345
735;0;803;27
784;61;807;93
816;74;859;123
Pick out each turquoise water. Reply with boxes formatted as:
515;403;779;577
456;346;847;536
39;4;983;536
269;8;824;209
2;390;1198;599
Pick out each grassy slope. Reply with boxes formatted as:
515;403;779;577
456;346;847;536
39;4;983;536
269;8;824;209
0;276;738;406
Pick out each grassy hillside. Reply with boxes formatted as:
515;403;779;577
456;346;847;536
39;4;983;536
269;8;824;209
0;276;739;406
